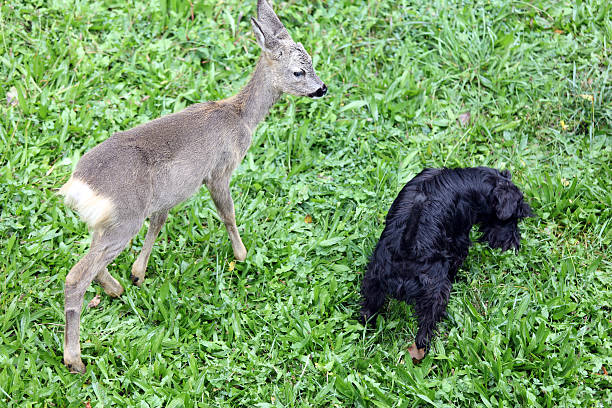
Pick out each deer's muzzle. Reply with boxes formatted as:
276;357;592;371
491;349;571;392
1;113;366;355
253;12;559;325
308;84;327;98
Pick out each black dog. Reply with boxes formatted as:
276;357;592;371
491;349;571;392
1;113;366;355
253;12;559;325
360;167;532;361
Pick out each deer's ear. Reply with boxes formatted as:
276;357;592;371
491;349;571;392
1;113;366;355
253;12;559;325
251;17;280;54
256;0;289;40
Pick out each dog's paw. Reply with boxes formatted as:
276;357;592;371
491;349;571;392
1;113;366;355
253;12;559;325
408;343;426;363
359;309;375;326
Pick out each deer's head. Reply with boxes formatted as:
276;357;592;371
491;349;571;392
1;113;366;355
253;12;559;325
251;0;327;98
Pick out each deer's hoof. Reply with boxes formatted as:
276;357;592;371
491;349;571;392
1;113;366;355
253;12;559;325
131;260;147;286
96;268;124;297
103;284;124;298
130;273;143;287
101;279;124;297
234;247;247;262
63;356;86;374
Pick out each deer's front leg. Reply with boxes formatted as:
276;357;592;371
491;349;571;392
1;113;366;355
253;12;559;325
207;178;247;261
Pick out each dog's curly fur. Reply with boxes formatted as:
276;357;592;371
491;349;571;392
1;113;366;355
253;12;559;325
360;167;533;356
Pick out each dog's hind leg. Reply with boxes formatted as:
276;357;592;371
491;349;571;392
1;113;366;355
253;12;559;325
448;249;468;282
411;273;452;361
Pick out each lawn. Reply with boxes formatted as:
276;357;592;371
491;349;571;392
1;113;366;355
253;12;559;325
0;0;610;406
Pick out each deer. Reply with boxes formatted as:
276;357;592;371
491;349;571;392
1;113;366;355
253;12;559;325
58;0;327;373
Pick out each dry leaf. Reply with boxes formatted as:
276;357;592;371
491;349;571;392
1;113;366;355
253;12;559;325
553;29;564;34
304;214;313;224
228;261;236;271
579;94;594;102
87;294;101;308
7;86;18;106
458;112;471;127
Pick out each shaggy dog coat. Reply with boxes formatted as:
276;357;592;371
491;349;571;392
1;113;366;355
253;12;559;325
360;167;532;360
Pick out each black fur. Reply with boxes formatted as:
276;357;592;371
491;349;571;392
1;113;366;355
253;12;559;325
308;84;328;98
360;167;533;353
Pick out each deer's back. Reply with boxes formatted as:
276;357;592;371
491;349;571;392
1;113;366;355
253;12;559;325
67;101;251;221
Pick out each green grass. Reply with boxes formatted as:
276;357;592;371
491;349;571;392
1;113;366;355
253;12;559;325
1;0;611;406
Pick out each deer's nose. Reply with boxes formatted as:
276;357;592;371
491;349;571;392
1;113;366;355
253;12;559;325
309;84;328;98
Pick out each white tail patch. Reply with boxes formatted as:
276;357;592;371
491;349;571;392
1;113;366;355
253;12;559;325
59;178;114;229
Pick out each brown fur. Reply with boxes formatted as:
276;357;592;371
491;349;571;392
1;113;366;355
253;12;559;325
59;0;326;373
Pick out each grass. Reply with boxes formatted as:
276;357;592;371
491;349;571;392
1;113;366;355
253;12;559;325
0;0;611;406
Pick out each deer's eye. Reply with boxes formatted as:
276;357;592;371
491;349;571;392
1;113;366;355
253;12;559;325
293;70;305;78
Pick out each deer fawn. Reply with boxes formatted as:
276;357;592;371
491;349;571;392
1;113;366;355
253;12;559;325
59;0;326;373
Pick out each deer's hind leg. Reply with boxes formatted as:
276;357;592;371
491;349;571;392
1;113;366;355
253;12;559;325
95;267;124;297
206;177;247;261
64;221;141;373
130;210;168;286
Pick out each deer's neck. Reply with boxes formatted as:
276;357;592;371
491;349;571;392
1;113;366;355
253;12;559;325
232;58;282;132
